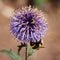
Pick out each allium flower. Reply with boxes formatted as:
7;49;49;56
10;6;47;42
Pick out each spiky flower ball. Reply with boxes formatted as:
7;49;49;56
10;6;47;42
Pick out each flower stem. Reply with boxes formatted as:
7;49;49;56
25;43;27;60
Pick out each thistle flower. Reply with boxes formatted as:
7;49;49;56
10;6;47;42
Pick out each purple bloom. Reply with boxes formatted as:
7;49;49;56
10;6;47;42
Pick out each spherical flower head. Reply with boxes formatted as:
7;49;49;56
10;6;47;42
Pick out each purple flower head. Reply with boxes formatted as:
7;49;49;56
10;6;47;42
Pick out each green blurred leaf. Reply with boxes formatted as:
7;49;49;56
34;0;45;7
0;49;20;60
27;48;35;57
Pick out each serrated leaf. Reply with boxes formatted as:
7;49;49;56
0;49;20;60
27;48;35;57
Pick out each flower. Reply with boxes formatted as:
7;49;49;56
10;6;47;42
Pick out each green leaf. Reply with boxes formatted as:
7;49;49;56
0;49;20;60
34;0;45;7
27;48;35;57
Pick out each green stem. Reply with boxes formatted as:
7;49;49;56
25;43;27;60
